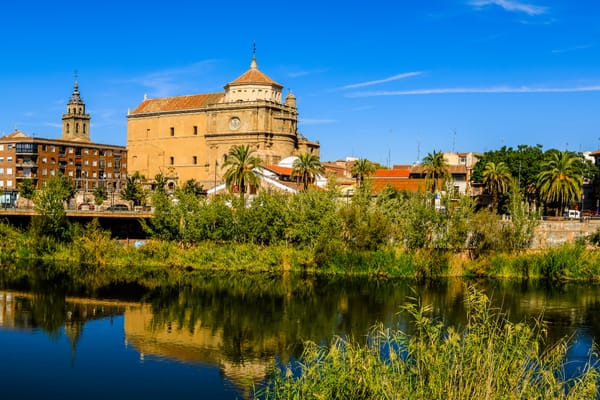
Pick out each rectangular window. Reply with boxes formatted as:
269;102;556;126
50;170;56;176
0;168;3;175
42;169;47;176
170;156;174;165
84;148;89;155
84;160;89;166
170;127;175;136
0;180;3;188
42;157;47;163
6;180;12;188
0;157;3;163
68;147;74;154
193;156;197;165
93;161;97;167
68;171;74;177
193;126;198;135
92;172;97;178
0;145;4;151
6;168;13;175
7;156;13;162
51;146;55;153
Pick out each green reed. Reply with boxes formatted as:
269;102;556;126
256;287;598;400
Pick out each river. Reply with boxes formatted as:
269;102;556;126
0;273;598;399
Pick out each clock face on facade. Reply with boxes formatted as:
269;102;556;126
229;117;241;130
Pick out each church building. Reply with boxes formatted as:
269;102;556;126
126;53;319;189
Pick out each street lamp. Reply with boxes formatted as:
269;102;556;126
214;159;218;194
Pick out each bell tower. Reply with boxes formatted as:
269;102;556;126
62;72;91;141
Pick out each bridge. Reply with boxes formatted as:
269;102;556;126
0;207;152;238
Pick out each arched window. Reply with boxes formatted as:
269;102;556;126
66;123;70;134
76;123;79;133
83;124;86;134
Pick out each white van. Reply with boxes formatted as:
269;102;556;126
566;210;580;220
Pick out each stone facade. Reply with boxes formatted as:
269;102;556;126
126;55;319;189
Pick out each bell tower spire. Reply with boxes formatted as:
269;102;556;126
62;71;91;142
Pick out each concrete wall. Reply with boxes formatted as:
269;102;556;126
531;219;600;248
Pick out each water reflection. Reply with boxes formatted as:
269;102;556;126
1;276;599;399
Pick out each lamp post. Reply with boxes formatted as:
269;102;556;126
214;159;218;195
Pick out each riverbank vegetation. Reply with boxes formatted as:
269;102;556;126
256;288;599;399
3;174;600;282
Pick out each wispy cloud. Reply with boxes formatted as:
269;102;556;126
469;0;547;16
341;72;422;90
348;85;600;97
288;68;328;78
299;118;336;125
123;60;218;97
552;44;593;54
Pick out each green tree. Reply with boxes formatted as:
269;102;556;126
422;150;450;193
32;174;76;241
179;179;205;197
536;150;582;215
18;178;36;208
221;144;261;201
154;173;168;195
93;185;108;206
471;144;545;205
351;158;376;187
121;172;146;208
481;161;512;213
292;153;324;190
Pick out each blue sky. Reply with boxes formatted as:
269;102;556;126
1;0;600;166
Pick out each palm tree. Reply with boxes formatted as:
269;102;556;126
221;144;261;200
292;153;324;190
482;161;512;213
351;158;376;186
421;150;450;193
536;151;582;216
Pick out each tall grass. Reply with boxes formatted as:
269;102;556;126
256;287;598;399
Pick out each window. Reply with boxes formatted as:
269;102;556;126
42;157;47;163
0;145;3;151
0;157;3;163
50;146;55;153
92;161;97;167
193;156;197;165
0;181;3;188
170;127;175;136
6;168;12;175
76;123;79;133
66;123;70;134
7;157;12;162
68;171;74;177
0;168;3;175
84;148;89;155
6;180;12;188
69;147;74;154
170;156;174;165
42;169;47;176
84;160;89;166
50;170;56;176
92;172;97;178
193;126;198;135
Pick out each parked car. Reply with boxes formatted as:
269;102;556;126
77;203;95;210
107;204;129;211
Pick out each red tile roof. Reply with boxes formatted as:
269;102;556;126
371;178;427;193
373;168;410;178
263;164;294;176
228;69;282;87
131;93;224;114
